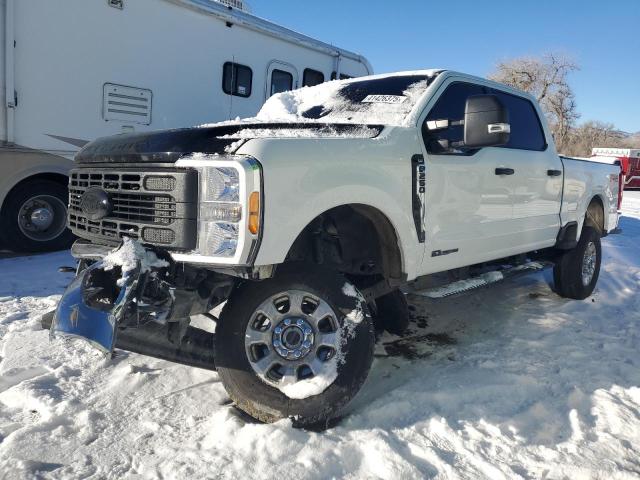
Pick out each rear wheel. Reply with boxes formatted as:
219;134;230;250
215;266;375;428
1;180;73;252
553;226;602;300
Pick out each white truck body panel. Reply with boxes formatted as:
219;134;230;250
237;71;620;280
560;157;620;237
239;128;425;280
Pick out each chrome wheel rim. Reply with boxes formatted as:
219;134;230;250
17;195;68;242
582;241;597;286
245;290;341;389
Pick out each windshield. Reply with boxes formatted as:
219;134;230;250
256;73;438;126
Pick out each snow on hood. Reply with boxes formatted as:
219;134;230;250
255;72;439;126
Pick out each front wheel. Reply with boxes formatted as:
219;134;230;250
553;226;602;300
215;266;375;428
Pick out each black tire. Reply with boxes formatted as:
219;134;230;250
373;289;409;335
215;266;375;428
0;179;74;253
553;226;602;300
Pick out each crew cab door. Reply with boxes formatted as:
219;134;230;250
418;80;517;274
485;88;563;250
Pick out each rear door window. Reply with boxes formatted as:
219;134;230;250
488;89;547;151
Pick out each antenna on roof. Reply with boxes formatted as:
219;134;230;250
215;0;251;12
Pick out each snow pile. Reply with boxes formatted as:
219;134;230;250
279;369;337;401
256;78;430;126
102;237;168;285
1;194;640;479
279;282;366;400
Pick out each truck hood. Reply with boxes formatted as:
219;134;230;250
75;123;384;164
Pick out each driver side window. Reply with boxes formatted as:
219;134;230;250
423;82;485;155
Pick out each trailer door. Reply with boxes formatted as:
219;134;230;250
266;61;298;100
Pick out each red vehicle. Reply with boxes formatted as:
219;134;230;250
592;148;640;189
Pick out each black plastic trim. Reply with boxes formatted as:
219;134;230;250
411;154;426;243
555;221;579;250
75;123;384;164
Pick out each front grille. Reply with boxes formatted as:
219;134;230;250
68;168;197;250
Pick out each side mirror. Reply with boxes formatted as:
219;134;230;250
464;95;510;148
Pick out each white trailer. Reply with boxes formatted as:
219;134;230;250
0;0;372;252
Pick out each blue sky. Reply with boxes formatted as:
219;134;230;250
251;0;640;132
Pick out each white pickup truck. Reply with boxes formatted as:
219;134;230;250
49;70;622;428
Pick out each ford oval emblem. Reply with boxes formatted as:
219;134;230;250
80;188;112;221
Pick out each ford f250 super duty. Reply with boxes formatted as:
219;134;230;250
47;70;622;428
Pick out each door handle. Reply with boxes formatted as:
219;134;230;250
495;168;515;176
547;169;562;177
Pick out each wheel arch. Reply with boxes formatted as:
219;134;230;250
283;203;405;284
582;195;605;237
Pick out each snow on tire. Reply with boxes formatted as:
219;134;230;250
215;265;375;428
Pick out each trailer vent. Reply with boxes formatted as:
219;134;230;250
103;84;152;125
216;0;251;12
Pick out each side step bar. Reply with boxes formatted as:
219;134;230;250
410;261;551;299
41;311;217;371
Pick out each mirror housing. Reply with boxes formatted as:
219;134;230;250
464;95;510;148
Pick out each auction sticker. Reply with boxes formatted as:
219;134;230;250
362;95;407;104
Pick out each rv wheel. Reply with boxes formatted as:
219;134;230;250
0;179;74;253
215;266;375;429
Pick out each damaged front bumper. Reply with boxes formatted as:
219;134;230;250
51;259;147;353
49;240;221;370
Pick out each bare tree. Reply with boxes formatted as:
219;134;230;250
564;121;640;157
489;53;579;151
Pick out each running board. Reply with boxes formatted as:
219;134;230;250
41;311;217;371
412;261;550;299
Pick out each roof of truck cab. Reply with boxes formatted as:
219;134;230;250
167;0;373;74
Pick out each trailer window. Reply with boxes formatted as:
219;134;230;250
489;89;547;151
303;69;325;87
223;62;253;98
331;72;353;80
271;69;294;96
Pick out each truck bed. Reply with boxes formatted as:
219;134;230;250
560;155;621;236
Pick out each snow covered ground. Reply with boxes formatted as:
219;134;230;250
1;194;640;479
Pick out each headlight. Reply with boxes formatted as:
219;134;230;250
172;155;262;265
202;167;239;202
199;166;243;257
